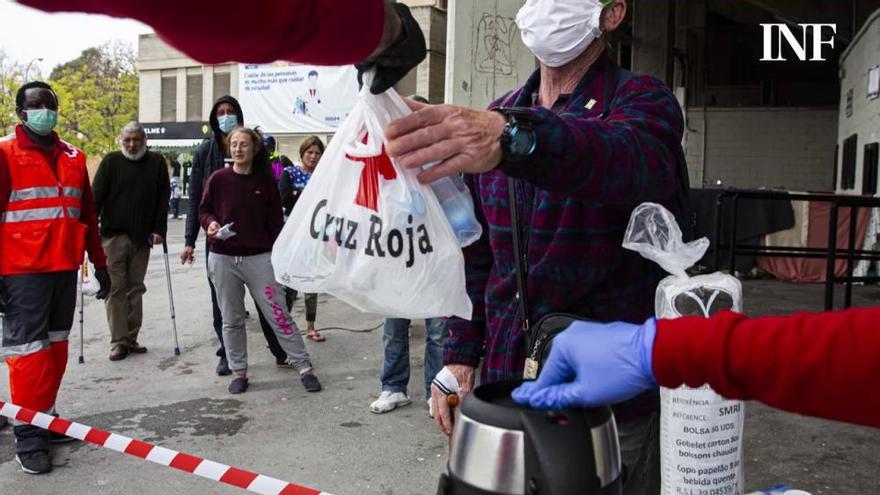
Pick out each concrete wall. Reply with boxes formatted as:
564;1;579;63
685;107;837;191
632;0;672;84
138;70;161;122
838;9;880;194
445;0;535;108
407;3;448;103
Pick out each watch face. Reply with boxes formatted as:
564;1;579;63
510;127;535;156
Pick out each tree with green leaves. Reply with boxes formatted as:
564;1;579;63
0;50;27;136
50;41;138;156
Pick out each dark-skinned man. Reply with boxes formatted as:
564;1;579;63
0;81;110;474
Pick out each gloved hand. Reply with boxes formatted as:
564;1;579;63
355;2;426;94
512;319;658;410
94;268;111;300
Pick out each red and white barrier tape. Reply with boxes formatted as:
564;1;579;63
0;400;333;495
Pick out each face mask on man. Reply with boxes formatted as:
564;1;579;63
516;0;612;68
217;114;238;134
23;109;59;136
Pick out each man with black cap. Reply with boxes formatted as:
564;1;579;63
180;96;290;375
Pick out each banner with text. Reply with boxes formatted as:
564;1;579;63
239;63;359;134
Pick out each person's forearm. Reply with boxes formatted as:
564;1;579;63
81;178;107;269
654;308;880;428
19;0;384;65
91;159;109;216
185;164;203;247
197;187;217;232
500;79;683;204
442;260;490;366
442;176;492;367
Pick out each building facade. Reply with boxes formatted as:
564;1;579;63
837;8;880;196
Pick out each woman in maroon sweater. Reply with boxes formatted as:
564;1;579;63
199;127;321;395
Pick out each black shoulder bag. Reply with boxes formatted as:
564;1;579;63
508;176;582;380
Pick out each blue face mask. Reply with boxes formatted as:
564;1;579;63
23;109;59;136
217;114;238;134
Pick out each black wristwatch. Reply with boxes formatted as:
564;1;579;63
494;107;537;163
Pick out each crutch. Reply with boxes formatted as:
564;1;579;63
162;241;181;355
78;261;86;364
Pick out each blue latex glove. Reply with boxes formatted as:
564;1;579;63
512;318;658;409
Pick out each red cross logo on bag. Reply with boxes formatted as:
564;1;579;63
345;133;397;212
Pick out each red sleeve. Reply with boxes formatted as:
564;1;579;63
0;152;9;215
81;172;107;269
654;308;880;428
18;0;384;65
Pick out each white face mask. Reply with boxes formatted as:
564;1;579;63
516;0;610;68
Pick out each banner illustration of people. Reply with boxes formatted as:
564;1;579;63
240;63;359;133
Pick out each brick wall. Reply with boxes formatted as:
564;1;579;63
684;107;837;191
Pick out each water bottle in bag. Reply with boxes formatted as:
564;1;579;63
422;163;482;247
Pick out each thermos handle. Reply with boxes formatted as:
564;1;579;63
521;410;604;495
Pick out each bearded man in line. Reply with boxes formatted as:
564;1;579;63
92;122;170;361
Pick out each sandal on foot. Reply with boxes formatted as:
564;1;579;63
306;331;325;342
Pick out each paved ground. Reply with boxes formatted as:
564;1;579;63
0;218;878;494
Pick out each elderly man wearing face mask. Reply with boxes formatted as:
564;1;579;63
385;2;690;492
93;122;170;361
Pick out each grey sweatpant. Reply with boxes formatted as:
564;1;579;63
207;252;312;374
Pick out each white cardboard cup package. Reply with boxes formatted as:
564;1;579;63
624;203;746;495
270;78;472;320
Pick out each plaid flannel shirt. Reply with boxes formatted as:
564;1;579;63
444;54;688;421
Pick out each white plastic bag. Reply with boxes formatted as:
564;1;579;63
271;83;472;320
624;203;745;495
80;261;99;296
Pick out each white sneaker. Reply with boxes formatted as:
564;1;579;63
370;391;411;414
427;398;434;418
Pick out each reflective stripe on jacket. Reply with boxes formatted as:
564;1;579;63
0;135;88;274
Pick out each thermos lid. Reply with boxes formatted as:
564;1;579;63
460;379;613;431
449;380;622;494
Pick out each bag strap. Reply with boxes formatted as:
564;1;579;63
508;176;531;333
507;65;625;334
